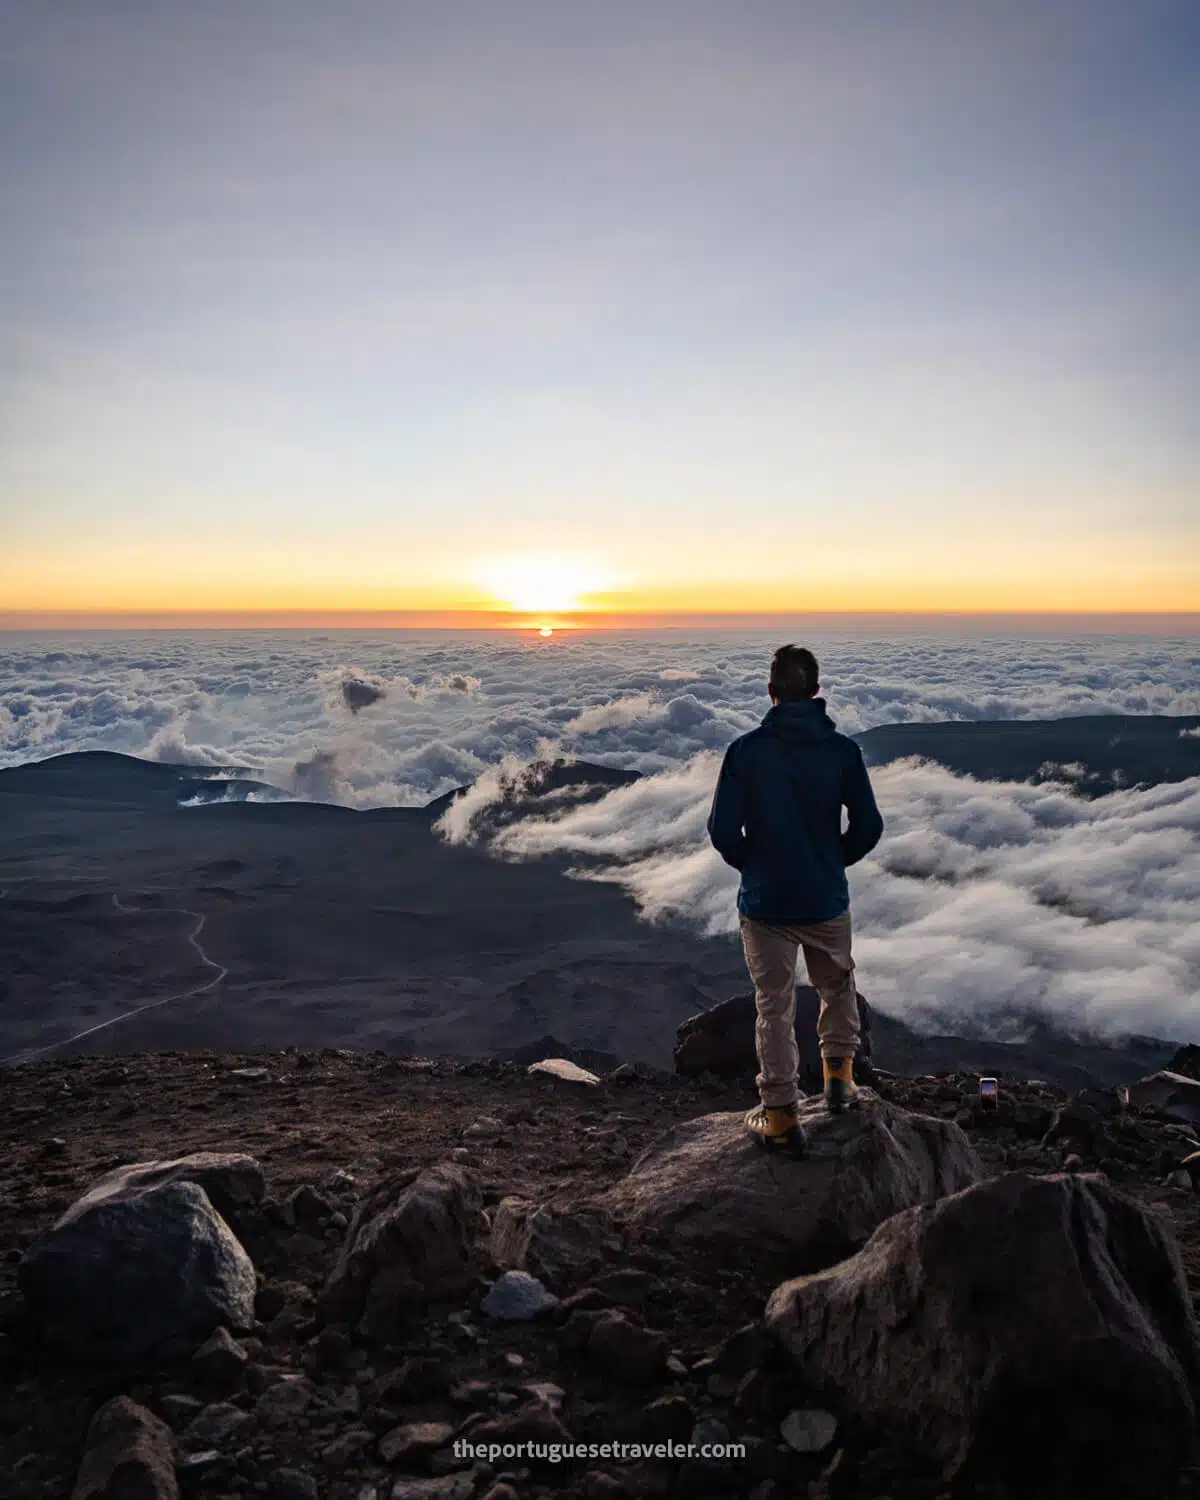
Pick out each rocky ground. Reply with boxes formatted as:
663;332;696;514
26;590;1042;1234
3;1050;1200;1500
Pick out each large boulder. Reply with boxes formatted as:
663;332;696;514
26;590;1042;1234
72;1396;178;1500
491;1197;622;1289
598;1092;980;1271
20;1178;256;1364
320;1162;483;1340
674;989;873;1089
59;1152;265;1222
766;1171;1200;1498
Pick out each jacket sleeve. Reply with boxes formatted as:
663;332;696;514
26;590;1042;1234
841;744;884;867
707;742;747;870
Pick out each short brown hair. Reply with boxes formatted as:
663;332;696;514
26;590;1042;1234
769;644;819;702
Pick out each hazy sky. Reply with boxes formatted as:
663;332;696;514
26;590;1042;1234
2;1;1198;619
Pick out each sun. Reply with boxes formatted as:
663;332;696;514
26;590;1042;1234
476;553;610;613
539;626;554;637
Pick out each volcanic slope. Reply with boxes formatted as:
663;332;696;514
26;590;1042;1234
0;753;743;1065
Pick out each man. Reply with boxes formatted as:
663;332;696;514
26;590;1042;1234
707;645;883;1154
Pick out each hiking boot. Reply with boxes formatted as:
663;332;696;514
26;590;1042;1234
744;1103;807;1157
823;1056;857;1114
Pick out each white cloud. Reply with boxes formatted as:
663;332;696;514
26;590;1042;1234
446;750;1200;1045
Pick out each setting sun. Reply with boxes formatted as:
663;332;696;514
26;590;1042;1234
476;554;612;614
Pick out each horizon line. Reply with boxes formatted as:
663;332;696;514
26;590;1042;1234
2;608;1198;634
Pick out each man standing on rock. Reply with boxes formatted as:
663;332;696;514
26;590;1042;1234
707;645;883;1153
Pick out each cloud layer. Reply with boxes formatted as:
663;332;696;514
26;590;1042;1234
3;628;1196;807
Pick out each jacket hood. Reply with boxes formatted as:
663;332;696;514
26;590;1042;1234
761;698;838;742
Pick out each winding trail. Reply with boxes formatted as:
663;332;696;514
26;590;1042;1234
0;892;228;1067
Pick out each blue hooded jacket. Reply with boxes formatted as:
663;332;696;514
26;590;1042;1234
707;698;883;924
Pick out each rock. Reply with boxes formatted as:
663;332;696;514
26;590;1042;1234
266;1296;315;1344
581;1474;627;1500
314;1323;353;1368
19;1178;256;1363
558;1307;607;1355
176;1451;227;1478
379;1421;456;1465
591;1268;666;1313
158;1394;205;1430
449;1378;494;1409
320;1163;484;1340
1043;1102;1102;1149
55;1152;264;1221
390;1479;473;1500
275;1469;320;1500
463;1117;503;1143
377;1356;450;1402
599;1095;980;1271
288;1184;333;1226
520;1381;566;1412
674;989;873;1090
1074;1087;1124;1119
640;1395;695;1443
72;1397;178;1500
490;1197;621;1288
321;1429;373;1471
1129;1071;1200;1124
191;1325;249;1390
481;1270;559;1321
690;1418;730;1448
230;1067;271;1082
587;1311;669;1384
766;1171;1200;1496
709;1322;772;1378
460;1401;573;1450
528;1058;601;1086
256;1374;316;1426
780;1409;837;1454
184;1401;253;1449
255;1282;298;1322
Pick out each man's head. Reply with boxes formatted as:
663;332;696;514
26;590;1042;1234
769;644;820;703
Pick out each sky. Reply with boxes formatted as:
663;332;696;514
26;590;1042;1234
2;1;1199;621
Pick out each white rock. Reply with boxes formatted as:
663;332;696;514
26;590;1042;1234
780;1407;838;1453
527;1058;601;1086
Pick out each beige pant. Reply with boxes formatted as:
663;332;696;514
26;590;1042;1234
739;909;859;1108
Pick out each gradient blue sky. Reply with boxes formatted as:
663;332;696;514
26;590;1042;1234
2;1;1198;617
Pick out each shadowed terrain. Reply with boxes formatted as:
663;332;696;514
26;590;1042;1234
857;712;1200;794
0;753;745;1065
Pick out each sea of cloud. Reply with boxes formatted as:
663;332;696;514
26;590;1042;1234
2;627;1197;1041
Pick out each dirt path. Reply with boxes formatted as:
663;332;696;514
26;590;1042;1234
0;893;229;1068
